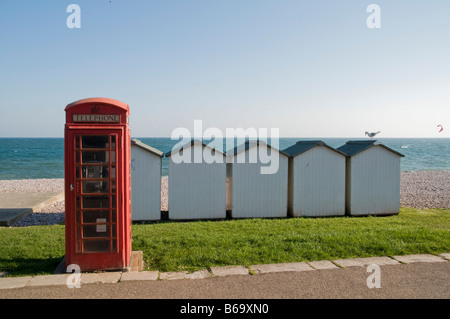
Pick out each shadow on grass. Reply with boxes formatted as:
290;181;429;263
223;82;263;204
0;257;64;277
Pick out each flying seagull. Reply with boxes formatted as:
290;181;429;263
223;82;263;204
365;131;380;139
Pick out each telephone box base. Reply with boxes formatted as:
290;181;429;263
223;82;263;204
55;251;143;274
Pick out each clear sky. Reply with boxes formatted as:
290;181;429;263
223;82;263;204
0;1;449;138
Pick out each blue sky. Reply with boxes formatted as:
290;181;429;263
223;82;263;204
0;1;449;138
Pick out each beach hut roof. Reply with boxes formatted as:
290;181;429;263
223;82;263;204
229;139;289;157
165;139;226;157
282;140;346;157
131;139;164;158
337;140;405;157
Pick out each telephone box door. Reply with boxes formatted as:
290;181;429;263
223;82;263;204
66;130;126;270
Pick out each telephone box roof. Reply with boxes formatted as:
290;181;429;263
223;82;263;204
65;97;129;113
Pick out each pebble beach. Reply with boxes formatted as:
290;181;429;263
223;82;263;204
1;171;448;227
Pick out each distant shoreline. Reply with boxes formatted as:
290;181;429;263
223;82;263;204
0;168;448;181
1;170;449;225
1;137;449;139
1;138;449;177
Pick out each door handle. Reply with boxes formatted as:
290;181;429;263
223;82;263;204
70;184;74;191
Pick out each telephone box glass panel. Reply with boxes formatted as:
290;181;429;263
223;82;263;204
74;134;118;254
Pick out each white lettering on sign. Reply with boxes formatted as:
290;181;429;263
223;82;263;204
73;114;120;123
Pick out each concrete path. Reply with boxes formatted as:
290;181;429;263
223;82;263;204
1;253;449;300
0;192;64;226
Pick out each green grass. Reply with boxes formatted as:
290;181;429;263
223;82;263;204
0;225;65;277
1;208;449;276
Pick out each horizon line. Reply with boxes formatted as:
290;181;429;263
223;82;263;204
0;136;449;139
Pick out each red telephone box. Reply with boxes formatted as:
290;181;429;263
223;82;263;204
64;98;131;271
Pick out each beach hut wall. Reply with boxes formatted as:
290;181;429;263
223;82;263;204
166;139;227;220
283;140;346;217
131;139;164;221
227;140;289;218
336;140;404;216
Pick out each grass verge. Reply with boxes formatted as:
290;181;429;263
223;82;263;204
0;207;449;276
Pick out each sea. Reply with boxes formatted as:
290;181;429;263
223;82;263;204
0;138;448;180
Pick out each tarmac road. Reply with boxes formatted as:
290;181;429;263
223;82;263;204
1;262;448;317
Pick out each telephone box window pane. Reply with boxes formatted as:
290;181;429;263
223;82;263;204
111;136;116;149
83;224;110;238
111;210;117;223
82;136;109;149
75;137;80;149
76;210;82;223
82;151;107;164
82;210;110;223
82;181;109;194
110;166;115;178
83;240;110;253
77;225;82;239
82;166;109;179
76;240;82;253
83;196;109;209
112;195;116;208
111;151;116;163
75;152;80;164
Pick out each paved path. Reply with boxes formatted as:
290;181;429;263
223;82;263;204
0;192;64;226
2;262;449;300
1;254;449;301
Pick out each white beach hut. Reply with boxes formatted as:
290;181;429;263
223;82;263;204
227;140;289;218
283;140;346;217
166;139;227;220
336;140;404;216
131;139;164;221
